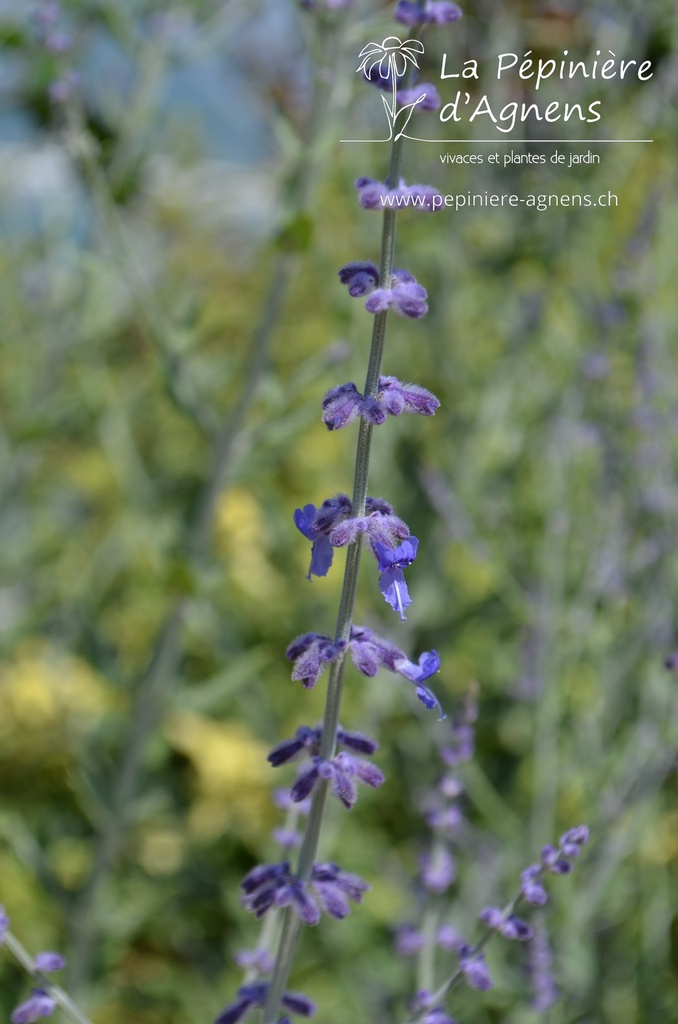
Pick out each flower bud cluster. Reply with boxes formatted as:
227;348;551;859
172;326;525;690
269;724;384;808
339;263;429;318
241;861;369;924
355;177;442;212
322;375;439;430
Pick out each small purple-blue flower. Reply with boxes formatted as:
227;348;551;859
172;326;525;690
375;536;418;620
293;493;352;578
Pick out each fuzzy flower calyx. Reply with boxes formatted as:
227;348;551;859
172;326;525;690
284;632;347;689
322;375;439;431
241;861;369;924
284;625;443;716
269;725;384;808
338;263;429;318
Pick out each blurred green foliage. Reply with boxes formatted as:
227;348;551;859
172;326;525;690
1;1;677;1023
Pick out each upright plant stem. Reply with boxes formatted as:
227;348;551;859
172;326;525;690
67;17;342;995
262;120;407;1024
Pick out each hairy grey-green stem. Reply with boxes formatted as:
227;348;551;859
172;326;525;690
261;94;409;1024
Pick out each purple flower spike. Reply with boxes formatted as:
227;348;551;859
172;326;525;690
338;261;380;297
10;990;56;1024
0;905;8;943
34;952;66;973
375;537;418;620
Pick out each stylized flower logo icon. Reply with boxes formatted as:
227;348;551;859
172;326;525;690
357;35;424;81
357;36;427;140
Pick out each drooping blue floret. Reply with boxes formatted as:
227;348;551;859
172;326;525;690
375;537;419;620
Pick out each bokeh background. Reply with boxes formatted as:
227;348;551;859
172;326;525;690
1;1;677;1022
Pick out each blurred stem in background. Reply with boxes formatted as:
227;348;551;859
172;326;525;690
65;9;351;996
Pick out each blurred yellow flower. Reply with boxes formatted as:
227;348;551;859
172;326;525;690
163;710;270;842
0;641;115;742
214;486;284;603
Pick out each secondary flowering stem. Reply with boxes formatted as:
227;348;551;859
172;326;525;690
2;930;94;1024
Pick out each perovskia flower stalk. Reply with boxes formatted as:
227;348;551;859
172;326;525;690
212;5;468;1024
